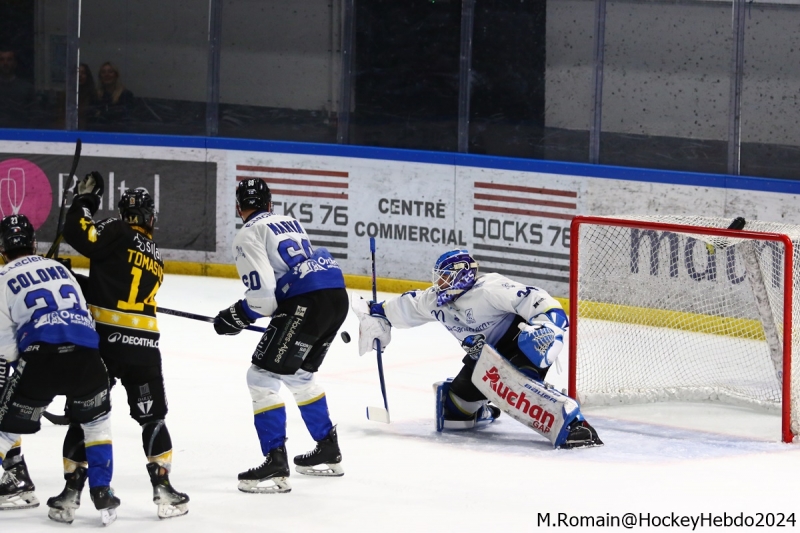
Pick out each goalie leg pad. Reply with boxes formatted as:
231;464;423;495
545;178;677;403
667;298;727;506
471;344;585;447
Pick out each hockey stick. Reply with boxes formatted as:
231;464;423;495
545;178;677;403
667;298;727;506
366;236;390;423
157;306;267;333
45;138;82;259
42;305;268;427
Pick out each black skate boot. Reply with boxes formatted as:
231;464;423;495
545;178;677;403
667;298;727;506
47;466;87;524
89;486;120;526
0;456;39;510
238;445;291;494
147;462;189;519
293;426;344;477
560;420;604;449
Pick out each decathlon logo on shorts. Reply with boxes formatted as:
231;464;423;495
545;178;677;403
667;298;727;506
107;332;159;348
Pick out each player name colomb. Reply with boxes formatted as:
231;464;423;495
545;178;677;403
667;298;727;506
354;221;466;245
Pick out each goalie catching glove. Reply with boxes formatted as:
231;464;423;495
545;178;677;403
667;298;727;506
516;309;567;370
214;300;254;336
350;293;391;356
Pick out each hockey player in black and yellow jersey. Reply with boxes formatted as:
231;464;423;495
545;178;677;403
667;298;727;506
52;171;189;519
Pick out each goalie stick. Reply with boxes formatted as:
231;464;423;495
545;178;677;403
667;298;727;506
45;138;82;259
366;236;391;423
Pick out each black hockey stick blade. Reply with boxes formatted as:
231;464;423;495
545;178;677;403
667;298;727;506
705;216;747;255
46;138;82;259
157;306;267;333
43;410;70;426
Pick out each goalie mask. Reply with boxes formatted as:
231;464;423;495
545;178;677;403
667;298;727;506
0;214;36;257
118;187;157;231
236;178;272;212
432;249;478;306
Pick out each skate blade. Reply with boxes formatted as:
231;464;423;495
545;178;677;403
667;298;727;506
0;491;40;510
48;507;76;524
157;502;189;519
295;463;344;477
100;508;117;526
559;438;604;450
237;477;291;494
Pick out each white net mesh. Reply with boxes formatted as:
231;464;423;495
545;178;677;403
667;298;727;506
572;215;800;440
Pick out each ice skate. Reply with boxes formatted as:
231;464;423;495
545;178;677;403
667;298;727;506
47;466;87;524
294;427;344;477
89;486;120;526
147;462;189;519
559;420;603;449
0;457;40;510
238;445;291;494
434;380;500;431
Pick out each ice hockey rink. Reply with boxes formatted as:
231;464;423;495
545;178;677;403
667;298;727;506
4;273;800;532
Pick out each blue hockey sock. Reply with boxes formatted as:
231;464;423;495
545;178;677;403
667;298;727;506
297;394;333;442
254;405;287;454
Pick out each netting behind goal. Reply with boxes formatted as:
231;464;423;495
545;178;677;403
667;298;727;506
568;215;799;442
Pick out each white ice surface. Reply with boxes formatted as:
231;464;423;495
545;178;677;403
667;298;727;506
4;273;800;532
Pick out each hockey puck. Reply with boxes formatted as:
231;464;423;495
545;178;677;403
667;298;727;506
341;331;351;343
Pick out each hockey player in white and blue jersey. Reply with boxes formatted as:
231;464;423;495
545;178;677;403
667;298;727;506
0;214;120;525
352;249;603;449
214;179;349;493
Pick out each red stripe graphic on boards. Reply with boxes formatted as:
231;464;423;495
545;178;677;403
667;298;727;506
236;165;349;200
473;181;577;221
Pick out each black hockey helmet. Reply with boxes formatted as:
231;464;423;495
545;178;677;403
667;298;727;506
236;179;272;211
118;187;156;230
0;214;36;256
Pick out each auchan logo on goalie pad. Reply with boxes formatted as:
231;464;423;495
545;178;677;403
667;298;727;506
482;366;555;433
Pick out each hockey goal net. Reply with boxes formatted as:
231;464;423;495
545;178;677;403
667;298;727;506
569;215;800;442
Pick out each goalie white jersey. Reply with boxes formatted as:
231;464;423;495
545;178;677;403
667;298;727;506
382;272;562;346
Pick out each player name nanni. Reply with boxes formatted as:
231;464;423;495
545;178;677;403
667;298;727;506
630;229;783;287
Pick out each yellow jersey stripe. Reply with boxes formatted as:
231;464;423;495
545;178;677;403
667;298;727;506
90;305;159;332
254;403;285;415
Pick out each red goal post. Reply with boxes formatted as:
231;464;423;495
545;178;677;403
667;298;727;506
568;215;797;443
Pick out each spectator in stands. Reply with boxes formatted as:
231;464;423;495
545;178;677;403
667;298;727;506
92;61;134;125
78;63;98;130
0;49;34;128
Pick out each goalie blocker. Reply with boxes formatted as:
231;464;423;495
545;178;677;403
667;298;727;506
471;344;602;449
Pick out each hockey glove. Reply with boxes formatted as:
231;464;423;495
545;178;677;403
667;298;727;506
74;171;105;215
350;293;392;356
461;334;486;361
214;300;254;336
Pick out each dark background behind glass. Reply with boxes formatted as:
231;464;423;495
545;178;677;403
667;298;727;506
0;0;798;181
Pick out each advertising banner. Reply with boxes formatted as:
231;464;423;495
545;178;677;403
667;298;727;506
0;151;217;253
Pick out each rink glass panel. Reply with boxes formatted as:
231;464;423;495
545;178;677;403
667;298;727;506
740;2;800;181
79;0;209;136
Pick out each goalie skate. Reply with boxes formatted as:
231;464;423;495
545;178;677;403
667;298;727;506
0;459;40;510
147;462;189;519
294;427;344;477
238;446;291;494
434;379;500;432
47;466;87;524
559;420;604;449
